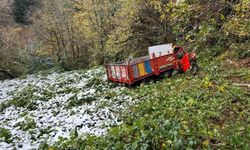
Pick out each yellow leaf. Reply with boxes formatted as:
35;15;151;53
218;85;225;92
160;14;165;21
203;139;210;147
208;131;214;138
220;14;225;20
208;82;213;87
179;129;185;135
167;140;172;144
187;98;195;106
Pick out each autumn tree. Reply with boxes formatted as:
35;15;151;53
105;0;173;61
1;0;249;79
73;0;122;65
0;0;28;79
34;0;91;69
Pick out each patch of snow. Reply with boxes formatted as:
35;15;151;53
0;68;138;149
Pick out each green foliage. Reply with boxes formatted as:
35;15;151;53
66;94;96;109
104;0;250;61
0;85;38;112
106;0;172;61
229;42;250;59
47;59;250;149
2;0;249;80
37;127;54;139
0;84;55;112
85;76;105;87
0;128;12;143
25;56;54;74
224;0;250;38
14;117;36;131
8;85;38;108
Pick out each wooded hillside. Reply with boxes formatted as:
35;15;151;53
0;0;249;79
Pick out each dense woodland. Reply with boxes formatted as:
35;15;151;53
0;0;249;79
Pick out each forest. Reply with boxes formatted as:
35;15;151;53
0;0;249;149
0;0;248;79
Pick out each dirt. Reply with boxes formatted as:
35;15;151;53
224;58;250;68
221;56;250;92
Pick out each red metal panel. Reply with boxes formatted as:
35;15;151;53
180;53;190;72
105;46;190;85
157;56;167;69
119;66;122;82
105;65;130;84
156;55;172;70
110;65;114;80
125;66;129;82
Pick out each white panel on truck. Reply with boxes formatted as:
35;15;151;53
148;43;173;59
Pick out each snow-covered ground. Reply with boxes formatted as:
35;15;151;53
0;68;137;149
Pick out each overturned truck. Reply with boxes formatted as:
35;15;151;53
105;43;197;85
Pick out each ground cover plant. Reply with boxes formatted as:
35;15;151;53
43;53;250;149
0;68;139;149
0;53;249;149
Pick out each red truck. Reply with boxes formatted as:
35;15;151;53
105;44;197;85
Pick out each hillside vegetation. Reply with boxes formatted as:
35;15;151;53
40;52;249;149
0;68;139;149
0;0;249;149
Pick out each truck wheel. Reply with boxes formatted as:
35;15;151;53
165;69;174;77
190;60;199;72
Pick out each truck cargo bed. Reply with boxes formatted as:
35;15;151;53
105;53;179;85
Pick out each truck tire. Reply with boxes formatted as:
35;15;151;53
165;68;174;77
190;60;199;72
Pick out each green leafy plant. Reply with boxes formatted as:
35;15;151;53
0;128;12;143
15;117;36;131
